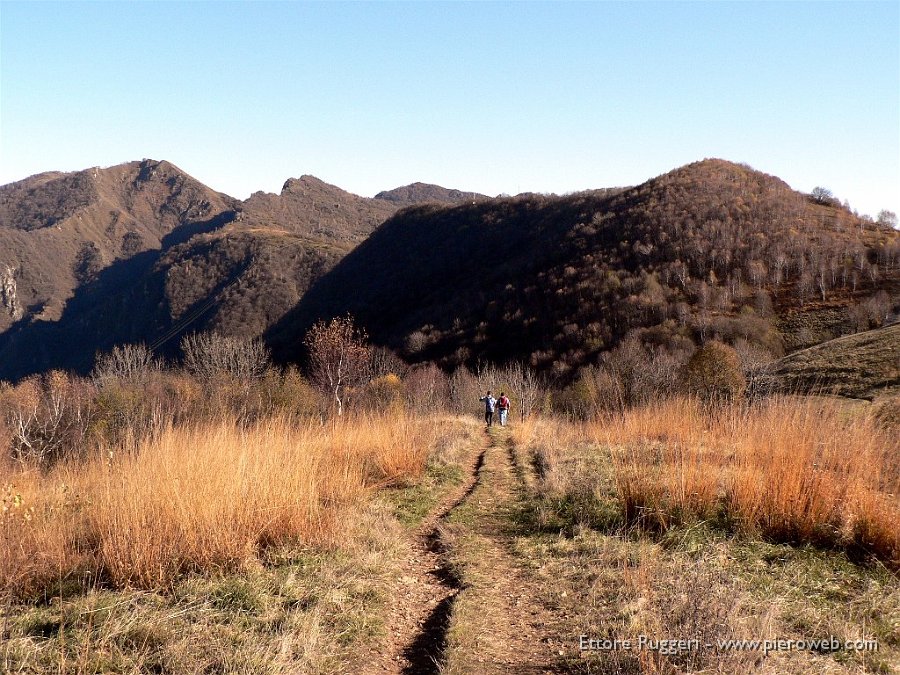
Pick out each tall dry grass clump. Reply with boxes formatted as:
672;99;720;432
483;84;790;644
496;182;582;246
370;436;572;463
1;412;433;599
726;400;898;559
510;416;582;487
600;398;724;528
591;397;899;566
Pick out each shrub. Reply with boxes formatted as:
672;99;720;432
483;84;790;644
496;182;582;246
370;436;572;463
363;373;405;411
92;343;160;385
554;366;623;418
90;367;229;444
258;367;322;418
181;332;271;380
682;341;746;401
1;372;95;466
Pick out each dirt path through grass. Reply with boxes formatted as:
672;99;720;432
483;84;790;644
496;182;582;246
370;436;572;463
367;426;568;674
365;432;487;674
437;426;568;674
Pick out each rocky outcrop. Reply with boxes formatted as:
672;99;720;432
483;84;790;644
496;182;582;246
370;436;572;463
1;265;23;321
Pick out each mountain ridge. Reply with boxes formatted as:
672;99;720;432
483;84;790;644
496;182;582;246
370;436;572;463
0;159;492;379
1;158;897;383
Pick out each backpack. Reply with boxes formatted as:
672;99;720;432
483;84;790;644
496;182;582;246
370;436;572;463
499;396;509;410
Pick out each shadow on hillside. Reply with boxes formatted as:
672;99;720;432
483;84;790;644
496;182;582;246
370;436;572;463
0;212;236;382
160;210;235;248
265;192;621;366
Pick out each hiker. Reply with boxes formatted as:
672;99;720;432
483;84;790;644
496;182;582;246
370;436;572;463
480;390;496;426
497;392;510;426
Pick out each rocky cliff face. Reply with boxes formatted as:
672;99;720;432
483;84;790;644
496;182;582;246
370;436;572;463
1;265;23;322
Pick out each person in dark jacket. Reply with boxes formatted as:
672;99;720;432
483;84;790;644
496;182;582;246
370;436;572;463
479;391;496;426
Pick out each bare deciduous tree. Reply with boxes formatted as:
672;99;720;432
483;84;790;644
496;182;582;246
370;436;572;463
746;259;767;289
810;186;835;206
92;343;159;384
449;366;479;414
796;270;814;306
876;210;897;229
304;316;370;416
816;265;829;302
405;363;449;411
181;332;271;380
504;362;543;422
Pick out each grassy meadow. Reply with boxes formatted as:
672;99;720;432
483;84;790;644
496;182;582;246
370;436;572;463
1;353;898;673
507;398;898;674
1;404;482;673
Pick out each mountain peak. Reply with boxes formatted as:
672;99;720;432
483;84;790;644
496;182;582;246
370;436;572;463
374;182;488;207
281;175;336;195
656;158;793;192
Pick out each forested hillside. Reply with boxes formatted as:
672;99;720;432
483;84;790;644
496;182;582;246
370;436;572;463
0;162;486;380
273;160;899;376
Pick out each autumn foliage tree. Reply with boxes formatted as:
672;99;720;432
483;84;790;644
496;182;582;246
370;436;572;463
304;316;371;416
683;341;746;402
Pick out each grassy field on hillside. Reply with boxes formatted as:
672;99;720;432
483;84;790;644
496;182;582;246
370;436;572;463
763;324;900;399
2;395;897;674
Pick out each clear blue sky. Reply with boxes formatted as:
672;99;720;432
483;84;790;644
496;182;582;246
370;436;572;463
1;1;898;217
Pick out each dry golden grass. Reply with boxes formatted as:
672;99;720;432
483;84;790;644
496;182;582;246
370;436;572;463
1;412;435;600
509;416;581;484
588;397;900;566
509;402;899;673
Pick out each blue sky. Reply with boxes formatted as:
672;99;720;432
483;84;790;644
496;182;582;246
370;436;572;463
1;1;898;217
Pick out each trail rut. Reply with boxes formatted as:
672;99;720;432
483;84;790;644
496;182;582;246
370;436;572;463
368;426;569;674
366;441;487;674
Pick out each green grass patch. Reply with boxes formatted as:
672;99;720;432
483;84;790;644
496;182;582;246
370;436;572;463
384;460;464;527
1;543;394;674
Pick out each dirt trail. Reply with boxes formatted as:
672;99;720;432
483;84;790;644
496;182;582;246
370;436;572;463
368;427;567;675
438;427;567;674
365;437;486;674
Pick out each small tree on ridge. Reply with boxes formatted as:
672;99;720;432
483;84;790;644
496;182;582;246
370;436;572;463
304;316;371;416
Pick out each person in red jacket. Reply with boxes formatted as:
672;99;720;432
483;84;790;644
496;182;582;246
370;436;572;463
497;392;510;426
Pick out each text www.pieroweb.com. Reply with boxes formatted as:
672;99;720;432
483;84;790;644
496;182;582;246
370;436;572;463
579;635;878;656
